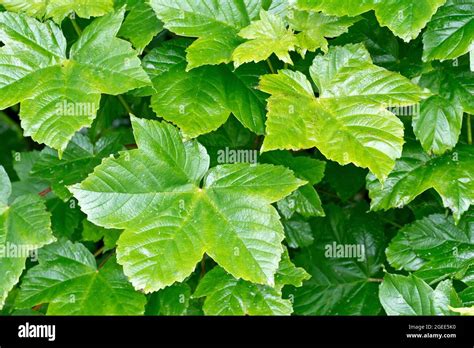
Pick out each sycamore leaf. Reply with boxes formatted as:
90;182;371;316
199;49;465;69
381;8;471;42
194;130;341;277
259;44;426;180
147;39;267;136
193;250;309;315
149;0;264;70
367;143;474;222
379;274;461;315
413;96;463;155
0;166;55;309
295;0;446;42
290;204;385;315
0;10;150;152
423;0;474;62
16;240;146;315
0;0;114;23
70;117;305;292
288;9;360;54
233;10;298;68
387;214;474;284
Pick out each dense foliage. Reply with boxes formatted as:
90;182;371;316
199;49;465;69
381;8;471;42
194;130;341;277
0;0;473;316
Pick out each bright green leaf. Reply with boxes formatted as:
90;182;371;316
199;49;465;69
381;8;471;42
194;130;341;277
0;10;150;152
379;274;461;315
233;10;298;67
71;117;304;292
367;143;474;222
0;0;114;23
0;166;55;309
423;0;474;62
16;240;146;315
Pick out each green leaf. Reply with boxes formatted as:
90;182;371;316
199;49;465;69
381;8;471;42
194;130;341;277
0;166;55;309
118;0;163;53
0;0;114;23
260;51;420;179
387;214;474;284
193;252;307;316
259;42;427;180
149;0;263;69
373;0;447;42
193;267;292;315
276;185;324;219
147;39;267;136
233;10;297;67
367;143;474;222
0;10;150;152
423;0;474;62
413;95;463;155
317;62;427;106
414;65;473;154
288;9;360;54
150;60;229;137
295;0;447;42
71;117;304;292
291;204;385;315
16;240;146;315
379;274;461;315
145;282;191;316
